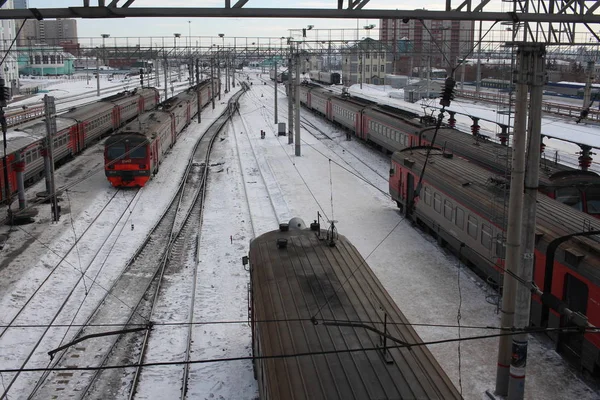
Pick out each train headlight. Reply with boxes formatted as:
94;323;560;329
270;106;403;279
139;164;146;169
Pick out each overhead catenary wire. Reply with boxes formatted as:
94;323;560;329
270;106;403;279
0;326;596;375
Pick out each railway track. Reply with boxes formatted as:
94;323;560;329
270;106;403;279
0;188;142;398
231;101;289;237
21;85;248;400
250;80;391;187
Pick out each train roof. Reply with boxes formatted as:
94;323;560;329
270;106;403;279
419;126;573;186
114;110;171;140
393;148;600;284
2;117;76;154
249;225;461;400
61;101;114;121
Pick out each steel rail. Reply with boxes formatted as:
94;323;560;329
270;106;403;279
0;188;141;399
128;86;248;400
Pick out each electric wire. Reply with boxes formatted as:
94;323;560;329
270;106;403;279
0;326;596;375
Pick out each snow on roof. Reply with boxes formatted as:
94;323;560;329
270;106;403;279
348;84;600;149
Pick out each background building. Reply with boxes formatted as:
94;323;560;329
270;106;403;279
13;0;27;8
18;45;75;76
17;18;78;47
342;38;392;86
380;18;474;76
1;0;19;96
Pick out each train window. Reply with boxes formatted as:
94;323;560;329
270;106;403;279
433;193;442;213
129;145;147;159
555;187;582;211
585;186;600;215
467;215;478;239
423;187;431;205
106;143;126;160
481;224;492;250
495;234;505;258
564;273;588;316
443;200;453;221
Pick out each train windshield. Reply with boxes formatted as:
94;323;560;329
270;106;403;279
129;144;146;159
106;143;126;160
585;187;600;215
555;187;583;211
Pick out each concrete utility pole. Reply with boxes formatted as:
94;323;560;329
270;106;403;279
44;95;59;222
507;43;546;400
274;60;278;124
495;43;533;397
288;44;294;145
294;51;301;156
583;60;595;107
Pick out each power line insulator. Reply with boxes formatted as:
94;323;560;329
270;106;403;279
439;77;456;107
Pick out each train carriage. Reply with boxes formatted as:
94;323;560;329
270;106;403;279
362;107;422;146
390;147;600;372
248;219;461;400
330;97;363;134
137;87;161;112
61;102;115;152
308;87;331;117
161;93;191;136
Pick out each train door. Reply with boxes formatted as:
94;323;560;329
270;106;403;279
405;173;415;217
558;273;588;361
112;107;120;129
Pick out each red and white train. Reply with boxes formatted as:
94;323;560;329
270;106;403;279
0;87;160;203
390;146;600;373
298;84;600;218
104;78;219;187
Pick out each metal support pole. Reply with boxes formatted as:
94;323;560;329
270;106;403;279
232;39;236;88
583;60;595;108
163;58;168;102
274;60;278;124
15;152;25;210
155;58;160;87
294;51;301;156
217;47;221;100
476;20;483;93
44;95;59;222
288;45;294;145
1;109;10;208
196;58;201;124
211;59;215;109
508;43;545;400
96;56;100;97
495;43;531;396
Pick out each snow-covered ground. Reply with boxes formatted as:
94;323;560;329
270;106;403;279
0;70;598;399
